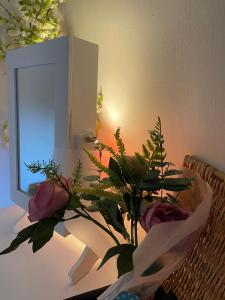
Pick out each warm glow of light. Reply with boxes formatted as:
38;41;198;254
54;231;86;253
108;107;119;125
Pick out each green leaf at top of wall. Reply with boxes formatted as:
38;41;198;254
0;0;66;60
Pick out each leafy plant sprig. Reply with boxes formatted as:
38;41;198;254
0;119;8;146
97;87;104;114
0;118;193;278
0;0;65;60
80;118;193;274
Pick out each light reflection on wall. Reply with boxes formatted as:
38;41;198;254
97;100;131;155
107;106;119;126
17;64;54;194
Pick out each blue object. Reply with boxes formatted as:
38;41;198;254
114;291;140;300
0;149;13;208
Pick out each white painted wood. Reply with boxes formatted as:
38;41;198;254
64;211;115;259
13;211;27;233
0;207;116;299
68;246;98;285
64;210;116;285
6;36;100;284
0;205;89;300
6;36;98;212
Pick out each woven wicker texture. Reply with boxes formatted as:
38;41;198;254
162;155;225;300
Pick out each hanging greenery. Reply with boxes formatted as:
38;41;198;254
0;120;8;147
97;87;104;114
0;0;66;60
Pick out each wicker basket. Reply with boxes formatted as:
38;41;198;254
161;155;225;300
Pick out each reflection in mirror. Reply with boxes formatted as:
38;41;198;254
16;64;54;194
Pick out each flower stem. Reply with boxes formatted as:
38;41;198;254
55;171;121;245
130;219;134;245
134;221;138;247
78;209;121;246
0;2;19;27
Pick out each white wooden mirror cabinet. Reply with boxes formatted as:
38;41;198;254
6;36;110;284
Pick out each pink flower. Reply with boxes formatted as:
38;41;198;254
28;178;71;222
140;201;191;232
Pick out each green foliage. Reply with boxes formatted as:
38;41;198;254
108;157;126;187
98;243;136;277
117;244;136;277
66;194;81;210
98;142;117;158
82;147;109;175
71;160;82;189
0;222;38;254
114;129;133;183
0;217;60;255
114;128;126;158
97;87;104;113
26;160;63;183
77;187;123;204
0;120;9;146
97;199;129;241
0;0;65;60
0;117;194;279
135;152;147;167
77;185;128;240
83;117;193;248
136;118;192;198
29;218;59;252
83;175;100;182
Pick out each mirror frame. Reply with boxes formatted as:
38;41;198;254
7;36;69;210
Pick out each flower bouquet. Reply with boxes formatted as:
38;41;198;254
0;118;203;298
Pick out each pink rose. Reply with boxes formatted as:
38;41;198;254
140;201;191;232
28;178;71;222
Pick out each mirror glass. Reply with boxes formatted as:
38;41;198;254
16;64;54;194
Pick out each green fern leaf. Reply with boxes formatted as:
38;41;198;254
72;160;82;188
135;152;147;167
83;147;109;174
142;144;150;158
114;128;126;157
77;187;123;205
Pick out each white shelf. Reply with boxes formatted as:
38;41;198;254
0;205;116;300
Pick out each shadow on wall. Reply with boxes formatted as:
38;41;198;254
0;149;13;208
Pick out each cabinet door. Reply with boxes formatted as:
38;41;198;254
7;36;69;210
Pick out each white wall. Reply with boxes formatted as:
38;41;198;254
65;0;225;172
